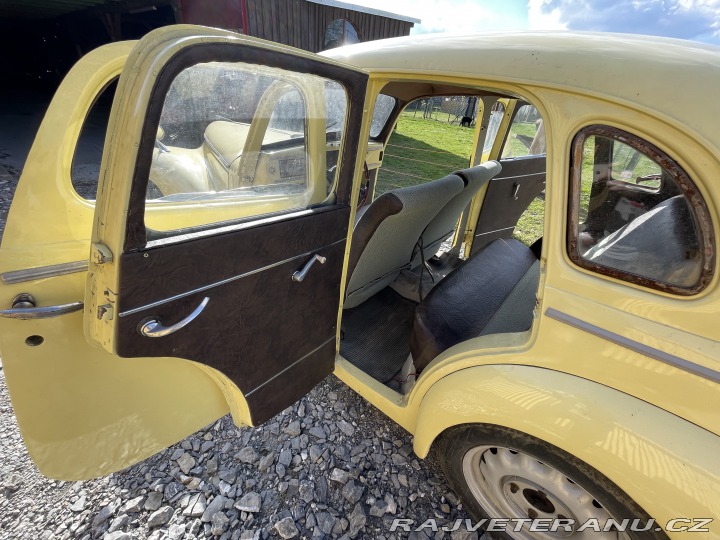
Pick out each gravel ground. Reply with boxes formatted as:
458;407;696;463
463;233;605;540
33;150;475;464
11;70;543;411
0;155;478;539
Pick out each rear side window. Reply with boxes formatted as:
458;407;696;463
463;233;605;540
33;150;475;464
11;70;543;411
568;125;714;294
501;104;545;158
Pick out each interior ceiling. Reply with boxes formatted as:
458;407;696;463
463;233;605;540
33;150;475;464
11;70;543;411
0;0;114;19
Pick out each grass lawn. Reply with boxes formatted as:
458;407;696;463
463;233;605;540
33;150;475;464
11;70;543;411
375;113;545;246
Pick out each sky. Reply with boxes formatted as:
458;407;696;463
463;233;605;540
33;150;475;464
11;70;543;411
348;0;720;45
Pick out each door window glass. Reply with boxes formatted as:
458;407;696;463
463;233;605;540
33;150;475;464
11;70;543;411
501;104;545;158
568;125;712;294
146;61;348;231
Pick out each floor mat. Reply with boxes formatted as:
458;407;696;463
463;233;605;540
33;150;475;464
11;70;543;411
340;287;418;383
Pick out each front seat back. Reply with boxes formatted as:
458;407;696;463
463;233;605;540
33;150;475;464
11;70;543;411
415;161;502;265
345;175;465;309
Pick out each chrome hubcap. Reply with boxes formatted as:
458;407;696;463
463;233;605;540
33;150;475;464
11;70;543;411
462;445;630;539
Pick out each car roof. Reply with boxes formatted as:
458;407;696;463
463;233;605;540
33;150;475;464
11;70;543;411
322;32;720;150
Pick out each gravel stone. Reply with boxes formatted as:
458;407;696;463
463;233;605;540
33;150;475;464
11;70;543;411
182;493;207;517
337;420;356;437
120;495;144;513
176;452;196;474
210;511;229;535
341;480;364;504
234;492;261;513
274;516;299;539
143;491;163;511
348;503;366;537
202;495;229;522
147;506;174;528
103;532;132;540
235;447;259;464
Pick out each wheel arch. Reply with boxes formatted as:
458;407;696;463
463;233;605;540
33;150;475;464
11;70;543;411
412;364;720;534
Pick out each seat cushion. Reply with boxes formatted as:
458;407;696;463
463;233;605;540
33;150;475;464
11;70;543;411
410;239;538;372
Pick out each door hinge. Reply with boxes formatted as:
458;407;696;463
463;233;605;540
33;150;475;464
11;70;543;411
91;243;114;265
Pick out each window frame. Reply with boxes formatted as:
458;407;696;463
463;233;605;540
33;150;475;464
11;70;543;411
122;42;367;251
567;124;715;296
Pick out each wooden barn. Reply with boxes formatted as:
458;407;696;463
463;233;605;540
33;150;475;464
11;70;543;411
0;0;419;90
180;0;419;52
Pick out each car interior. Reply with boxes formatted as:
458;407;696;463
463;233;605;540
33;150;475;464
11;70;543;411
338;84;548;395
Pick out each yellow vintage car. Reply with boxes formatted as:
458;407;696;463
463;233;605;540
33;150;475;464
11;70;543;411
0;25;718;539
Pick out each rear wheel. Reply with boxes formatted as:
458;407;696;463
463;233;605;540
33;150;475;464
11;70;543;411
436;424;667;540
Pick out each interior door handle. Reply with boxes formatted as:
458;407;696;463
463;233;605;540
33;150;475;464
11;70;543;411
138;297;210;338
292;255;326;282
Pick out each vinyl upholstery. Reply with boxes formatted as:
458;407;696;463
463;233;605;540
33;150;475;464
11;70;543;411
414;161;502;266
345;175;465;309
410;239;539;372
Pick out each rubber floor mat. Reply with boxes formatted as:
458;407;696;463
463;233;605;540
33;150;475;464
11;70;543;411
340;287;418;383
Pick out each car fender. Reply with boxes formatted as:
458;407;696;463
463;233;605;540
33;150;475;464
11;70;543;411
413;364;720;534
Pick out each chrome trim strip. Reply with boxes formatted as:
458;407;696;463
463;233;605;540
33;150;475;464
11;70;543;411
545;307;720;384
0;302;84;320
474;226;514;237
1;261;88;284
245;336;335;397
118;239;345;317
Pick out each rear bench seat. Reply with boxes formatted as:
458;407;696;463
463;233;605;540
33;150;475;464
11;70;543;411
410;238;540;372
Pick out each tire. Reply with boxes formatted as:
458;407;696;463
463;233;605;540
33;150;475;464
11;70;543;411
436;424;668;540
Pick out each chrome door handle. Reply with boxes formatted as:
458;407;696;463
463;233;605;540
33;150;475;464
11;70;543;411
0;302;84;320
138;297;210;337
292;255;326;282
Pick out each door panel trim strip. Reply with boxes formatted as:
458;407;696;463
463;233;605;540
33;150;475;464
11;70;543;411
245;335;335;397
118;238;345;317
545;307;720;384
1;260;88;284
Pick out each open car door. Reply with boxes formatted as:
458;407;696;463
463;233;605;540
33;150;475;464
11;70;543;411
0;26;368;480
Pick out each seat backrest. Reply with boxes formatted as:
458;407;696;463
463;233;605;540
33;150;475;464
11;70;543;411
345;174;465;309
410;238;538;371
417;161;502;263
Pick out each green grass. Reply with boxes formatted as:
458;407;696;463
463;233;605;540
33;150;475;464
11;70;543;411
375;114;545;247
375;113;475;194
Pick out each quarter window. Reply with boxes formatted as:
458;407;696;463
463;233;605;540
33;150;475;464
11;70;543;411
568;125;713;294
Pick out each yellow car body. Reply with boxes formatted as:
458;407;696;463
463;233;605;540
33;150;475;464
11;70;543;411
0;25;718;537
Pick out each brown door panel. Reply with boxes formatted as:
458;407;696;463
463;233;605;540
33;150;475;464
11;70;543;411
118;207;349;311
472;156;546;254
115;206;350;424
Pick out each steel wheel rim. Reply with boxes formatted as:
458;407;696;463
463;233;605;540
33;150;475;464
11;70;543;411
462;445;632;540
